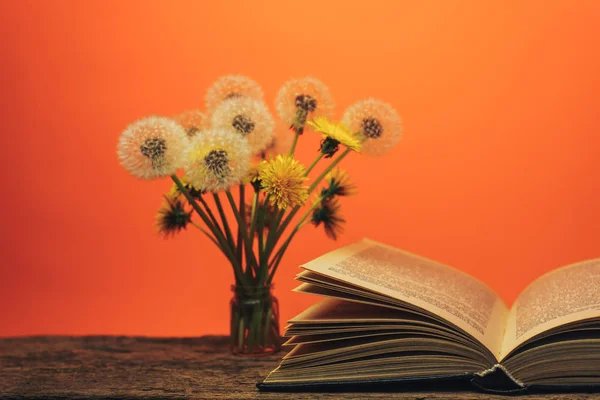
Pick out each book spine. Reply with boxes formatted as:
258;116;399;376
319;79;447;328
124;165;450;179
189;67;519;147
470;364;527;394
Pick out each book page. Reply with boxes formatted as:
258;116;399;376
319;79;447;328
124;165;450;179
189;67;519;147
500;258;600;360
300;238;508;357
290;298;453;326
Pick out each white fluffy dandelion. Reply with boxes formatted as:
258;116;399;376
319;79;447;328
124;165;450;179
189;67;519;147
275;77;334;134
183;128;251;192
117;116;187;180
211;97;275;155
341;99;402;157
205;75;264;115
173;109;209;137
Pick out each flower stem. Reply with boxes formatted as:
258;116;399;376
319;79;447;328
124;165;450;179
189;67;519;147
255;206;270;283
288;109;307;156
190;221;220;247
225;190;259;274
308;147;351;194
213;193;235;250
261;199;281;277
262;148;353;282
267;196;325;283
275;148;351;242
305;152;324;175
257;204;266;256
289;132;299;156
249;191;259;244
170;175;246;285
237;184;245;270
197;196;226;242
247;190;260;277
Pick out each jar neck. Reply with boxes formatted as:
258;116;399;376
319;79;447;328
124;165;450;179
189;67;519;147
231;284;273;299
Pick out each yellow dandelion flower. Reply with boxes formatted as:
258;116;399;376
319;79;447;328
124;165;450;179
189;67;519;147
341;99;402;157
173;110;209;137
211;97;275;155
275;77;334;134
258;155;308;209
205;75;264;115
322;168;357;199
117;116;187;180
183;128;251;192
311;197;345;240
155;195;192;238
308;116;361;157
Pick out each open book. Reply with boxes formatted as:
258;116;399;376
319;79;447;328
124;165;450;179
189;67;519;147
259;239;600;394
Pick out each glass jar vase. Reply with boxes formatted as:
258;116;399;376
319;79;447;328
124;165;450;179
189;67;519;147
229;284;281;355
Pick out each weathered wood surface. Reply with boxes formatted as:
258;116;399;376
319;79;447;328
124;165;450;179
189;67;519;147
0;336;596;399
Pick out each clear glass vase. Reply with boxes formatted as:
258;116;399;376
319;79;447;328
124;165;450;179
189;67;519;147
229;284;281;355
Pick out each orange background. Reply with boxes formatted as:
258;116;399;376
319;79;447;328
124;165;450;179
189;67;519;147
1;0;599;337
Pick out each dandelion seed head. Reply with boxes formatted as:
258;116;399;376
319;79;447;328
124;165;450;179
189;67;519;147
173;110;209;138
183;128;251;192
117;116;186;180
275;77;334;133
342;99;402;157
361;117;383;139
211;97;275;155
205;75;264;115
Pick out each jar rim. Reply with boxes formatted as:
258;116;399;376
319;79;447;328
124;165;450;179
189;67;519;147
231;284;274;297
230;283;274;290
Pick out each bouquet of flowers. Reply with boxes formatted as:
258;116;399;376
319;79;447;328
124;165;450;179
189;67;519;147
117;75;402;355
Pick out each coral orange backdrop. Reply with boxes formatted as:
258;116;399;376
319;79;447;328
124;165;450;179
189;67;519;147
1;0;599;337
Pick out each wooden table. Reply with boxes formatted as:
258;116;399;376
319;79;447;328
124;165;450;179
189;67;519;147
0;336;595;399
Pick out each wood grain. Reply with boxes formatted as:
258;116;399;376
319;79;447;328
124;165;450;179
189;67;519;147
0;336;595;399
